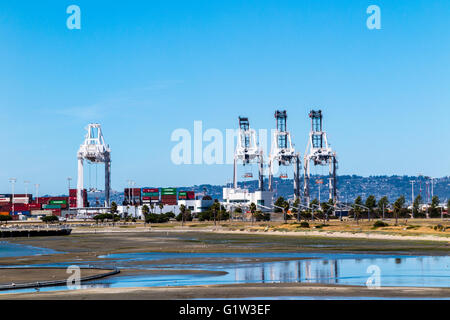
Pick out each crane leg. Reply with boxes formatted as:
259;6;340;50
258;152;264;192
77;157;84;208
105;154;111;207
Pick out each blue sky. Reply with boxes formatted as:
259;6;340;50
0;0;449;194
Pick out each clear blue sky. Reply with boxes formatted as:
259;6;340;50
1;0;449;194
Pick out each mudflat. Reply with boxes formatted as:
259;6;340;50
0;228;448;299
2;283;450;300
0;268;114;286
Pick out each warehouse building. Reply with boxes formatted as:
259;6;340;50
222;188;274;212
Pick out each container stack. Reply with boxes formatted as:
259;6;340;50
41;197;69;216
178;191;195;201
142;188;160;204
161;188;177;205
124;188;142;205
68;189;88;208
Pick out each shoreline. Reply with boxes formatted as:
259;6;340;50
72;226;450;243
1;283;449;300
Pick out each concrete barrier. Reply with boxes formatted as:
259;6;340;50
0;267;120;291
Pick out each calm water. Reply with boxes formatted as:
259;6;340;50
0;241;59;258
2;251;449;295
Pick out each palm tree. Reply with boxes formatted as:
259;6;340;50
179;204;186;226
353;196;362;224
250;202;257;225
159;203;164;214
211;200;220;226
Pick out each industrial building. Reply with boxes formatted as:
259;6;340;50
222;188;274;212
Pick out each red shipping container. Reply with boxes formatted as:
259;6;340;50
29;203;41;210
37;197;50;204
142;196;151;201
186;192;195;200
11;204;29;211
143;188;159;193
69;189;77;197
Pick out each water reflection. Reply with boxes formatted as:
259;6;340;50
2;252;449;294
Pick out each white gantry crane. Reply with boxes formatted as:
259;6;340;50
233;117;264;190
77;123;111;208
304;110;338;207
268;110;301;200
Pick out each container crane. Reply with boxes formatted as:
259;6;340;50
233;117;264;191
303;110;338;207
268;110;301;200
77;123;111;208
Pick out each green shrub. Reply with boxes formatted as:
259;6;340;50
145;213;170;224
41;215;59;223
255;212;271;222
373;220;389;228
176;212;193;222
299;222;310;228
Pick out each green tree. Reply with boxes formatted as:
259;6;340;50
447;199;450;215
274;197;286;213
353;196;363;223
179;204;186;226
0;215;12;225
365;195;377;221
41;215;59;223
249;202;257;225
211;200;221;226
110;201;118;214
159;203;164;214
430;196;440;217
393;195;406;224
142;205;150;225
377;196;389;219
413;195;422;217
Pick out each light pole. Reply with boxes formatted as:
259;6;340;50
24;180;30;199
35;184;40;205
9;178;17;214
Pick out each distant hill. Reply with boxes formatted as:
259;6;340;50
83;175;450;205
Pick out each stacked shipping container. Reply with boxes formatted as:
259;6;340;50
161;188;177;205
178;191;195;200
124;188;142;205
142;188;159;203
69;189;88;208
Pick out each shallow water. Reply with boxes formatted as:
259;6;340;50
2;251;449;295
0;241;59;258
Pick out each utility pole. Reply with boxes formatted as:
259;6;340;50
410;181;415;219
24;180;30;198
35;184;40;204
9;178;17;215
